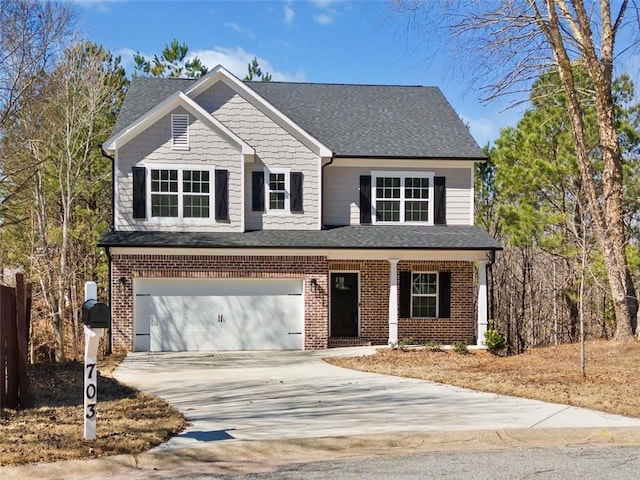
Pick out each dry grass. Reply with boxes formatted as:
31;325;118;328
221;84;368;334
0;356;187;466
326;339;640;418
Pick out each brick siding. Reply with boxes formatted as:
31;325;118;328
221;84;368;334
111;255;476;352
111;254;328;351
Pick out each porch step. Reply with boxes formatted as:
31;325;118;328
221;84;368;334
328;337;372;348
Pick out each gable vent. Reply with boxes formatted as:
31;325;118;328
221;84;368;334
171;114;189;149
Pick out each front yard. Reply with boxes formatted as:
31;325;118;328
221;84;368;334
326;339;640;418
0;355;186;466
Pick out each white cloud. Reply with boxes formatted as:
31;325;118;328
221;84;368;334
314;13;334;26
310;0;341;7
224;22;256;40
190;47;303;82
284;5;295;25
74;0;124;14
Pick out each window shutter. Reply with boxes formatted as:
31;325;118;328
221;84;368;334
439;271;451;318
290;172;303;212
215;169;229;221
171;114;189;149
399;271;411;318
132;166;146;219
434;176;446;225
360;175;372;224
252;171;265;212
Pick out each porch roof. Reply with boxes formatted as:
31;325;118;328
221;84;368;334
99;225;501;251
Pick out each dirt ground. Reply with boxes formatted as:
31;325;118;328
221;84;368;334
0;355;187;466
326;339;640;418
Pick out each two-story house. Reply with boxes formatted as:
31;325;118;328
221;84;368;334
100;65;501;352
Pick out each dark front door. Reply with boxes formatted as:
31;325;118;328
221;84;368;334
330;272;359;337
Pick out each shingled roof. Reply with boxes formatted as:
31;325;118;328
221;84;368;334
99;225;501;250
113;76;486;160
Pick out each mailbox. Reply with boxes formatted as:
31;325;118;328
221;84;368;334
82;299;110;329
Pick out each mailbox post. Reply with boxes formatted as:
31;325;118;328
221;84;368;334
83;282;110;441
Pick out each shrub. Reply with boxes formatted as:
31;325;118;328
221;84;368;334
484;328;506;354
452;341;468;355
424;340;442;352
391;336;416;351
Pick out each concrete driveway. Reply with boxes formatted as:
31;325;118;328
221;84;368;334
113;348;640;450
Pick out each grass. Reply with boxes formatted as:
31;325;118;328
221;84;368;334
0;355;187;466
325;339;640;419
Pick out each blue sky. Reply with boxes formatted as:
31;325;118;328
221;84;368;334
74;0;640;147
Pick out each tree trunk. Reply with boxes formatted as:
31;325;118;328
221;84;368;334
541;0;637;339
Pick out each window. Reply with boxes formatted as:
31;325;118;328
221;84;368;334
171;114;189;150
264;168;290;213
149;166;213;220
411;272;438;318
372;171;433;224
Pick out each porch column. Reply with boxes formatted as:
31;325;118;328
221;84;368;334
388;258;399;345
477;259;489;346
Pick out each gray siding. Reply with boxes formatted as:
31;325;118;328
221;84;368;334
323;166;473;226
116;106;243;232
196;82;320;231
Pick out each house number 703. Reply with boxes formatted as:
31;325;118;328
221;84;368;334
85;362;97;419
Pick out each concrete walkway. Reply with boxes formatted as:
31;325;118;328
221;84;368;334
112;348;640;450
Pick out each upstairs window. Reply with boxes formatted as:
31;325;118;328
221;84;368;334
269;172;287;210
171;114;189;150
264;168;290;213
372;171;433;224
149;167;212;219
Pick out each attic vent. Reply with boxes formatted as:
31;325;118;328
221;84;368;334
171;114;189;150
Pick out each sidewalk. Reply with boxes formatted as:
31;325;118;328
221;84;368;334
2;427;640;479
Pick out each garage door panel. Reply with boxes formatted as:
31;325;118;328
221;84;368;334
135;278;304;352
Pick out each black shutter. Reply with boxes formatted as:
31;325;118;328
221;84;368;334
399;271;412;318
252;171;264;212
290;172;303;212
360;175;372;224
439;271;451;318
434;176;446;225
215;169;229;221
132;166;146;219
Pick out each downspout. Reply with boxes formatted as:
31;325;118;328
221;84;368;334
320;156;334;229
100;146;115;231
100;146;115;354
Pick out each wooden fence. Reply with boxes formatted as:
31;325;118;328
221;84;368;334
0;273;33;411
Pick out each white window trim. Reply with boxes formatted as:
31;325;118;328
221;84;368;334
264;167;290;215
410;271;439;319
171;114;190;151
145;163;215;225
371;170;434;225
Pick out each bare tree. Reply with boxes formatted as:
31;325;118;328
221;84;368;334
0;0;73;128
398;0;640;339
0;0;73;225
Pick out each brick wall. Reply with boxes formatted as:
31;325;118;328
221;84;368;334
328;260;475;345
111;255;476;352
111;254;328;352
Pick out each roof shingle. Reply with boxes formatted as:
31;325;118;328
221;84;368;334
112;76;486;159
99;225;501;250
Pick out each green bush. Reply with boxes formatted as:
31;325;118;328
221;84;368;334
484;328;506;354
452;341;468;355
424;340;442;352
391;336;416;351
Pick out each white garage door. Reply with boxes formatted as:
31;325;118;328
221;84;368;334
133;278;304;352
